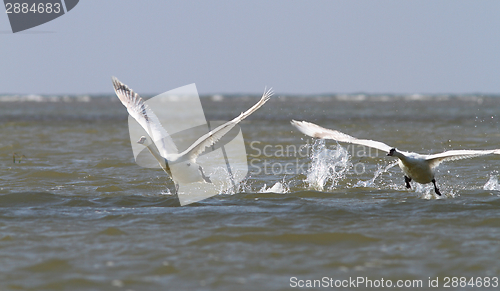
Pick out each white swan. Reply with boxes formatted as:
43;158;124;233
291;120;500;195
113;77;273;192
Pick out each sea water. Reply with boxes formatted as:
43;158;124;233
1;94;499;290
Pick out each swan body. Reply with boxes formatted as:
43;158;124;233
113;77;273;191
392;152;434;184
291;120;500;195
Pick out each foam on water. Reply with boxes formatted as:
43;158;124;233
483;174;500;191
0;95;92;102
205;166;251;195
258;181;290;194
412;182;455;199
305;139;352;191
160;188;173;195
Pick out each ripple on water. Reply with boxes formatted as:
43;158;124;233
97;227;127;236
190;232;379;246
1;97;500;290
22;258;73;273
0;192;64;207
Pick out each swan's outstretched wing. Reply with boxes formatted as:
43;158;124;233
112;77;178;157
179;88;273;160
426;149;500;168
291;120;393;153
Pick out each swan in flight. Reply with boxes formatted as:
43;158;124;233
113;77;273;192
291;120;500;195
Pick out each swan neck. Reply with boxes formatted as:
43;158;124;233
392;150;407;160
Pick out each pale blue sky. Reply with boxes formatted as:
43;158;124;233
1;0;500;95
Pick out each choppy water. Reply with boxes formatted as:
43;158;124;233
1;94;500;290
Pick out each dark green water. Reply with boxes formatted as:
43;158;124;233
1;94;500;290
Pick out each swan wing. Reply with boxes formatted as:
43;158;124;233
426;149;500;168
112;77;178;157
291;120;393;153
179;88;273;160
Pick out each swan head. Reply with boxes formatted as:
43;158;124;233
387;148;397;156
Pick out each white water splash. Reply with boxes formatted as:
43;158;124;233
414;183;441;199
305;139;352;191
355;161;398;188
160;188;173;195
483;175;500;191
259;181;290;193
410;182;456;199
199;166;252;195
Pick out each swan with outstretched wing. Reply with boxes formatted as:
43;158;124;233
113;77;273;192
291;120;500;195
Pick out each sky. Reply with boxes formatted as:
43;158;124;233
1;0;500;95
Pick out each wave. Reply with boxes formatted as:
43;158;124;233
0;95;92;102
190;232;379;246
1;94;498;103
